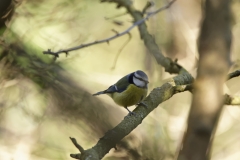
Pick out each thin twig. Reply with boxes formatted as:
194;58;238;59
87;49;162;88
225;94;240;105
227;70;240;80
104;12;128;20
43;0;176;58
70;137;85;153
145;0;176;16
70;153;81;160
111;32;132;69
142;1;154;14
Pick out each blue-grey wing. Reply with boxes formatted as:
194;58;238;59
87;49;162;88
104;85;118;93
92;85;118;96
112;73;133;93
104;83;128;93
93;73;131;96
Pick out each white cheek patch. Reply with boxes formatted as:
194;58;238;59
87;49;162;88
133;76;145;87
134;71;148;83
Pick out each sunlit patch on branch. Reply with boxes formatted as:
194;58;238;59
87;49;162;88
224;94;240;105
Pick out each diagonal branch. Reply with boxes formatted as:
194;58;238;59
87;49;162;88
101;0;187;74
43;0;175;57
70;74;194;160
69;67;240;159
66;1;193;159
43;0;182;74
227;69;240;80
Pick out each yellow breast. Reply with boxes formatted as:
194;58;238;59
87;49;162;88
111;84;147;107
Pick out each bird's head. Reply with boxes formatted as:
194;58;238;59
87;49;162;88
132;70;149;88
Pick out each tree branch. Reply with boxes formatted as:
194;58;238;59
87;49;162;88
42;0;184;75
227;69;240;80
101;0;187;74
177;0;232;159
70;74;194;160
225;94;240;105
142;1;154;14
42;0;174;58
66;1;207;159
70;137;85;153
111;32;132;69
67;2;194;159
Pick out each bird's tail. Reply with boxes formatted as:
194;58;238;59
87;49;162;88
92;91;105;96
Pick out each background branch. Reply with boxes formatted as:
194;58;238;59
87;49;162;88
101;0;187;74
43;0;184;75
70;137;85;153
177;0;232;159
42;0;174;58
225;94;240;105
69;66;240;159
0;40;120;145
227;69;240;80
111;32;131;69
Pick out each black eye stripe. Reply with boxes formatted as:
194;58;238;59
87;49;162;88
133;75;146;82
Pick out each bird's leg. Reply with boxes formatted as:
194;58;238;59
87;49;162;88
136;101;148;108
125;107;135;116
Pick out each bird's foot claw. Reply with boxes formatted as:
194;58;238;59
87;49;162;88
125;107;136;116
136;101;148;108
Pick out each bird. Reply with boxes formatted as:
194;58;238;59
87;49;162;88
93;70;149;115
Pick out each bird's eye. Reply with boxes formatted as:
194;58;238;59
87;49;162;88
138;77;147;82
134;75;148;83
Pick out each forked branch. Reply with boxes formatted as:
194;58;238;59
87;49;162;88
43;0;178;74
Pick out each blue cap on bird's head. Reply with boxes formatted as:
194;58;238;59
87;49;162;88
133;70;149;84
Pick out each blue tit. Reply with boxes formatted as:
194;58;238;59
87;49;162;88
93;70;149;115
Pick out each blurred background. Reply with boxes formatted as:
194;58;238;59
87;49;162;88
0;0;240;159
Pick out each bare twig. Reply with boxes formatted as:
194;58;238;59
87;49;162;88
111;20;124;26
70;137;85;153
69;137;84;159
225;94;240;105
142;1;154;14
227;70;240;80
173;84;240;106
70;153;81;160
111;32;132;69
129;0;184;74
103;0;186;74
43;0;176;58
104;12;128;20
145;0;176;15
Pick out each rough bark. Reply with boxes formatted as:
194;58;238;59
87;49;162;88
177;0;232;160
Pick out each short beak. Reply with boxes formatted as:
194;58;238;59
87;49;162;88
145;80;149;84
